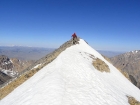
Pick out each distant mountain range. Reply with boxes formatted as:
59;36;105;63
0;46;55;60
0;46;123;61
110;50;140;89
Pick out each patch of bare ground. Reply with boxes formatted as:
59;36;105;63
93;58;110;72
127;96;140;105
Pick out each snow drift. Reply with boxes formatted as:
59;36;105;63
1;39;140;105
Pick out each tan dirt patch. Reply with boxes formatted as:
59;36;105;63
127;96;140;105
93;58;110;72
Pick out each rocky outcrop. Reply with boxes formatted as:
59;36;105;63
0;55;35;85
0;71;11;85
0;55;13;70
129;75;137;86
0;55;14;84
110;50;140;89
11;58;35;73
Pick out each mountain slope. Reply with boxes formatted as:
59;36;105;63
0;71;11;84
0;55;35;85
110;50;140;89
0;55;16;83
1;39;140;105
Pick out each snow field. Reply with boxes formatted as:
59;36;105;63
1;39;140;105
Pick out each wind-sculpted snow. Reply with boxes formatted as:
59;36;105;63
1;39;140;105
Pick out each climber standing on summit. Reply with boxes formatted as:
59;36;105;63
72;33;78;44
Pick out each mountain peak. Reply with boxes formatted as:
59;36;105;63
131;50;140;54
1;39;140;105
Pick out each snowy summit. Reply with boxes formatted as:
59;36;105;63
1;39;140;105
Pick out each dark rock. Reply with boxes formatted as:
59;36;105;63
129;75;137;86
0;71;11;85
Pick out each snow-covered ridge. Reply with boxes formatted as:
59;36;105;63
122;50;140;57
131;50;139;54
1;39;140;105
130;50;140;54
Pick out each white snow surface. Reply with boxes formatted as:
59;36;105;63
1;39;140;105
33;64;42;69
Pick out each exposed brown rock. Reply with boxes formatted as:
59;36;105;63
11;58;35;72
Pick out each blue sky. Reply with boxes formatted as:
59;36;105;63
0;0;140;52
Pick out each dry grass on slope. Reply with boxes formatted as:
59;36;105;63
93;58;110;73
127;96;140;105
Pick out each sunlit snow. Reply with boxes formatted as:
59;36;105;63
1;39;140;105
